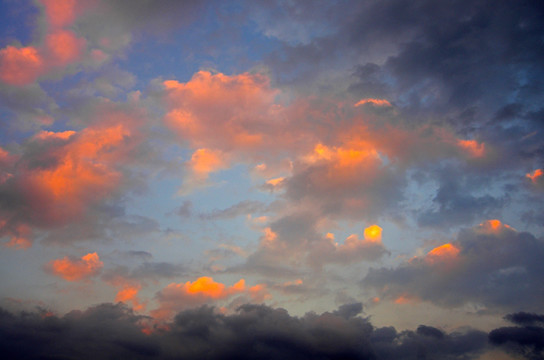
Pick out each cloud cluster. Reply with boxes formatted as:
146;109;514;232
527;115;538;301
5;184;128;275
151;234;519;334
0;302;496;360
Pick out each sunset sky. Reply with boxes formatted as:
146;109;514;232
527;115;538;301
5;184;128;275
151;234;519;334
1;1;544;359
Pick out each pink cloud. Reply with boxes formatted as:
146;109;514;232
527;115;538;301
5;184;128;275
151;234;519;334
0;0;88;86
152;276;269;319
0;109;142;247
49;252;103;281
0;46;44;86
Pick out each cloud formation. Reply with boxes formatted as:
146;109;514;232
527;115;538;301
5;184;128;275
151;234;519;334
364;220;544;311
0;302;498;360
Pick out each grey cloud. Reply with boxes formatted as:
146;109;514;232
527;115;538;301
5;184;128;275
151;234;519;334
364;224;544;311
417;167;508;229
489;312;544;360
199;200;267;220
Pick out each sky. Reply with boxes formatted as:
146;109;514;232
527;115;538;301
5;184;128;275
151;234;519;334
0;0;544;359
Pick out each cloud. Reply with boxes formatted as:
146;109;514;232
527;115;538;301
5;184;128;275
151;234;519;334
152;277;270;319
48;252;103;281
489;312;544;360
308;225;389;267
364;220;544;311
0;0;88;86
162;71;280;152
355;98;392;107
0;302;495;360
0;46;44;86
178;148;229;194
0;106;142;247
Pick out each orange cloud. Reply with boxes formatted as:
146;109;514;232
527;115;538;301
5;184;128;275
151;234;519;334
477;219;514;235
526;168;543;183
0;46;44;85
394;294;419;304
266;177;285;187
3;224;32;250
49;252;103;281
425;243;460;264
457;139;485;158
310;227;387;266
1;111;141;247
354;98;392;107
189;148;227;176
153;276;269;319
163;71;278;151
23;117;137;225
115;283;145;311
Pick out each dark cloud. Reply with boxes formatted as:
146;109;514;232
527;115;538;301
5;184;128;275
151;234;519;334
0;302;493;360
489;312;544;360
364;222;544;311
505;313;544;327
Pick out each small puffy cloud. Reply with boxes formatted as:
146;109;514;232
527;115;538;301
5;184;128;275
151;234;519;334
48;252;103;281
364;220;544;311
178;148;229;194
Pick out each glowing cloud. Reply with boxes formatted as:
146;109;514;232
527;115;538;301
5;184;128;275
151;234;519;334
49;252;103;281
0;111;141;247
115;283;145;311
526;169;543;183
189;148;227;176
477;219;514;235
425;243;460;264
25;122;134;223
457;139;485;158
354;98;392;107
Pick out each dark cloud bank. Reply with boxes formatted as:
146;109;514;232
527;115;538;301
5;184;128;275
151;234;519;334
1;302;542;360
